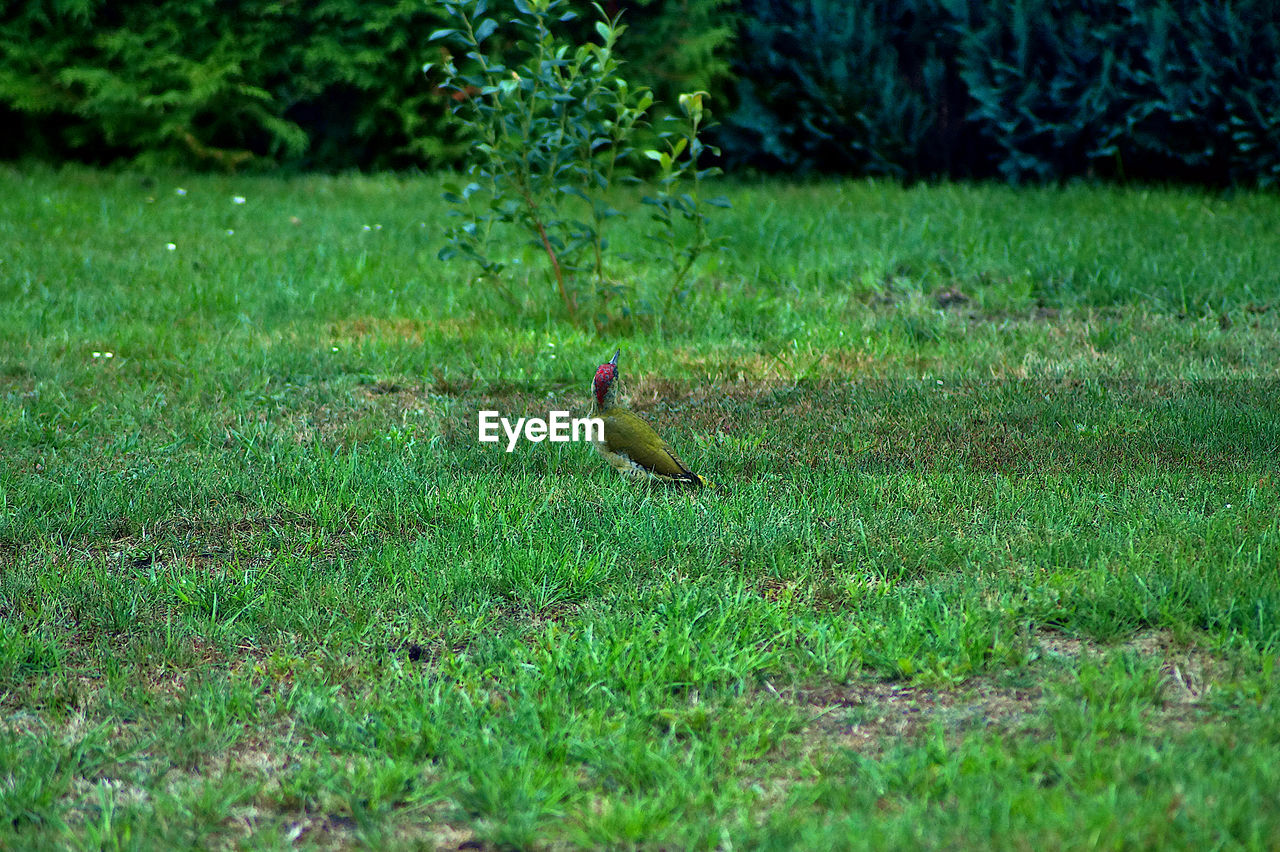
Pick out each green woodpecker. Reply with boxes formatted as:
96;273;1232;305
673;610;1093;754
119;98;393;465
589;349;721;489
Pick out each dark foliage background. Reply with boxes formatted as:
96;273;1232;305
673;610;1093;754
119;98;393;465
716;0;971;179
953;0;1280;185
0;0;464;170
2;0;1277;185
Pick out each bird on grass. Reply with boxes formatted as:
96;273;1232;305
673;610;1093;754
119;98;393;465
588;349;724;491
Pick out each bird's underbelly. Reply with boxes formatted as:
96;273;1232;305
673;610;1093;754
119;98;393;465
592;440;661;480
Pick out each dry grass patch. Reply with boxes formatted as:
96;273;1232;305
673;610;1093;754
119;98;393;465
1036;628;1233;710
47;513;334;573
793;629;1233;758
328;316;433;343
801;678;1041;756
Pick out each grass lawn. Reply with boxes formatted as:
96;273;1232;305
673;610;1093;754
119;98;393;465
2;164;1279;850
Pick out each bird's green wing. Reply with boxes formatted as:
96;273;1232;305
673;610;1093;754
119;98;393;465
601;409;701;483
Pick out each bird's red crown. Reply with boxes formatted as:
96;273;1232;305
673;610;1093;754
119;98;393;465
593;362;616;406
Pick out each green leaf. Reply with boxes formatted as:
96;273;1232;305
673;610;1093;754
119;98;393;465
474;19;498;43
428;29;459;42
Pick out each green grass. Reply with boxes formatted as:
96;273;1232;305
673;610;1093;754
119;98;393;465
2;164;1279;850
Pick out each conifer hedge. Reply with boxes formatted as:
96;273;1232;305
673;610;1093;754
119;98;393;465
2;0;1277;185
0;0;460;169
0;0;736;171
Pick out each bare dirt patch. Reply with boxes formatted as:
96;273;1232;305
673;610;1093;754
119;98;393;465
216;739;477;852
44;512;362;577
792;629;1233;757
327;315;482;345
807;678;1040;753
1035;628;1232;710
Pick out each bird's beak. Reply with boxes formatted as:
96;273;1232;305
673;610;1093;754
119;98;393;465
609;349;620;367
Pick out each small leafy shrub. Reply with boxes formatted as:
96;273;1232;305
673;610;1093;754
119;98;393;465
431;0;728;328
606;0;740;128
644;92;729;311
